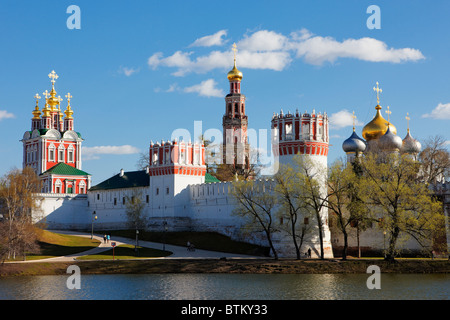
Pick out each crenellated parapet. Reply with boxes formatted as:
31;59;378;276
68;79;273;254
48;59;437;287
148;139;206;177
271;109;329;158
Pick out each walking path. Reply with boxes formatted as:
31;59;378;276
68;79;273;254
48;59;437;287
15;230;263;263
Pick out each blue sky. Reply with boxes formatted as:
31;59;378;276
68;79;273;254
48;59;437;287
0;0;449;184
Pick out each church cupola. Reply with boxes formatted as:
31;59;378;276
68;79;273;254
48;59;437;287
41;89;52;130
64;93;75;131
227;43;243;94
401;113;421;158
31;93;42;131
362;82;397;142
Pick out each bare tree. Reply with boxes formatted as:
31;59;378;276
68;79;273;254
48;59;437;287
231;180;279;259
125;189;146;253
274;163;311;259
292;155;329;259
418;135;450;185
0;167;42;261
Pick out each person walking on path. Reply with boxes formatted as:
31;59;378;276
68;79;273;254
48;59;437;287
103;235;107;244
107;235;110;243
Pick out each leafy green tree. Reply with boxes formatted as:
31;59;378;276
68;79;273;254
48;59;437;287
359;153;444;261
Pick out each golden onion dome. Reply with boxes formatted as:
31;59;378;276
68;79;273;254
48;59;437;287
48;88;60;110
362;105;397;141
32;105;41;119
227;60;243;82
42;105;51;117
64;105;74;119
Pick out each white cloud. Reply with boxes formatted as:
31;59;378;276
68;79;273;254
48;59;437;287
166;83;180;92
329;109;364;130
118;66;140;76
190;30;228;47
422;103;450;119
82;145;140;160
147;28;424;76
184;79;224;98
0;110;15;121
293;35;425;65
237;30;288;51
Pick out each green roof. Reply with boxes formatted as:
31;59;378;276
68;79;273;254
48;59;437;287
205;172;221;183
90;170;149;191
42;163;91;176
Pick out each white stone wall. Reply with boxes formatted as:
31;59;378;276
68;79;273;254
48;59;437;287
34;193;90;230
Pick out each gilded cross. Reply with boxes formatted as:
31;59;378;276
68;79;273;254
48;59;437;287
65;92;73;103
373;81;382;105
352;111;357;131
406;112;410;132
57;95;63;104
48;70;59;84
42;90;50;99
34;93;41;101
385;105;392;123
232;43;237;61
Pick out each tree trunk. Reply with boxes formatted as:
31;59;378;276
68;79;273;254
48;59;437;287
290;213;300;260
342;230;348;260
357;226;361;258
265;230;278;260
385;227;400;262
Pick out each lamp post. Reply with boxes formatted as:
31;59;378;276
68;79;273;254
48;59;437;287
135;228;139;256
163;221;168;251
383;230;386;258
91;211;97;240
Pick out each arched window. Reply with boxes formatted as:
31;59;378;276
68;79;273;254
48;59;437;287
68;145;75;163
48;143;56;162
55;179;62;194
152;152;158;165
79;181;86;194
234;103;239;114
58;144;65;163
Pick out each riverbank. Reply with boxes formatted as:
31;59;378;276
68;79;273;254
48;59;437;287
1;258;449;276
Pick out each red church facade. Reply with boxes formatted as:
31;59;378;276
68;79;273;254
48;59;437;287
21;71;91;194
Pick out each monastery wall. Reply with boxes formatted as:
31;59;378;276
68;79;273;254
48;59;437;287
34;193;90;230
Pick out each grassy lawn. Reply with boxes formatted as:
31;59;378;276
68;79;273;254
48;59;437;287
108;230;270;256
77;244;173;260
9;230;101;261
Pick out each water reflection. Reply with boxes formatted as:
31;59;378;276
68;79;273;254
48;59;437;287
0;274;449;300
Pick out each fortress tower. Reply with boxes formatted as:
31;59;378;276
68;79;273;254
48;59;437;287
271;108;333;258
148;139;206;219
271;108;329;169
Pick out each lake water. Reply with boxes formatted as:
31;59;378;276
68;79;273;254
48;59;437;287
0;273;449;300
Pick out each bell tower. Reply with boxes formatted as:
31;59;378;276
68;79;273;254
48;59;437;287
222;43;250;172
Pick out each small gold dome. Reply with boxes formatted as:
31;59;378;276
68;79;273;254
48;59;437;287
227;60;243;82
64;105;74;119
362;105;397;141
32;106;41;120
